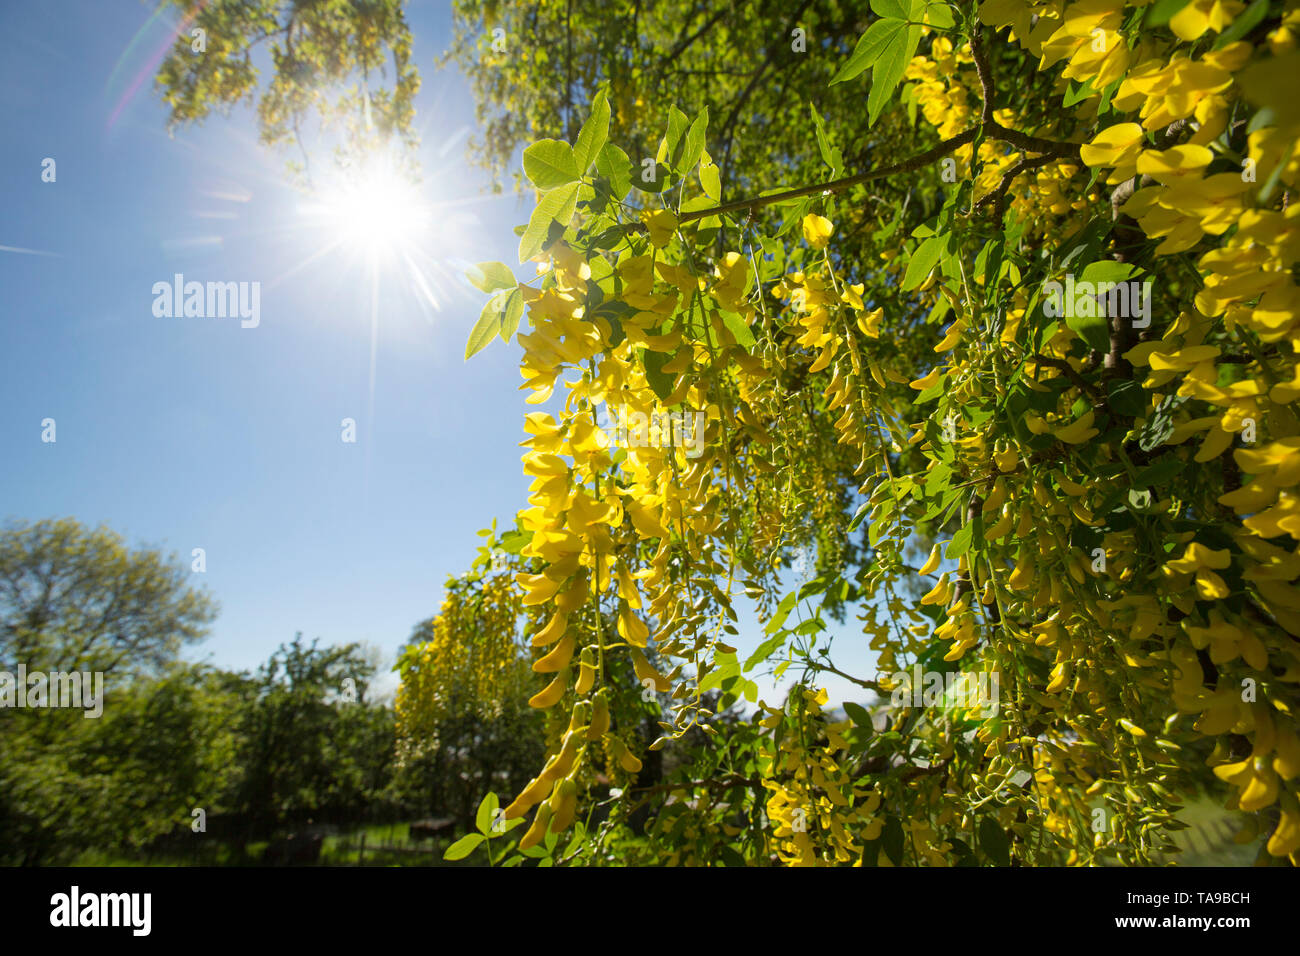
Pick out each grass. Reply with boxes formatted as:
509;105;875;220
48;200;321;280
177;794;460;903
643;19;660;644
1155;796;1263;866
70;821;460;867
68;799;1266;866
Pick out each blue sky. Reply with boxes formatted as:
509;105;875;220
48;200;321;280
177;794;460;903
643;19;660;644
0;0;874;706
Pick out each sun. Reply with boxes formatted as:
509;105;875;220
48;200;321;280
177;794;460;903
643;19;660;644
302;158;433;261
287;148;475;322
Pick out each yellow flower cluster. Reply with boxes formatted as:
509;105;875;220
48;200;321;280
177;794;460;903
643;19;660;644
759;687;884;865
441;0;1300;865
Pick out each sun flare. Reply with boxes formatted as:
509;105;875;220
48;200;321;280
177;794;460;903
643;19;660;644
303;160;433;261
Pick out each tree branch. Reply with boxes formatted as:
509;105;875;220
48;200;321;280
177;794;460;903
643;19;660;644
975;153;1059;222
971;23;996;124
1030;354;1101;400
677;126;980;224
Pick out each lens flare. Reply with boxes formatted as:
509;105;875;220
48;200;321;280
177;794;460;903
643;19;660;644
304;161;432;259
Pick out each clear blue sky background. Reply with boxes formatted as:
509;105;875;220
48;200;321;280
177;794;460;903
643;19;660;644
1;0;874;706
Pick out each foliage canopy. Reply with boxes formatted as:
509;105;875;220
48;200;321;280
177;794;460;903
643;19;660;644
155;0;1300;865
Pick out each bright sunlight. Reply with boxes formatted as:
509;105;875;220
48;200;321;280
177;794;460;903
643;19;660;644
305;159;432;259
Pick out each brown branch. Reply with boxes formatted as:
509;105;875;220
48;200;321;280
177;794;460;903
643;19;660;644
617;29;1084;235
658;5;730;76
976;153;1059;222
971;24;1079;160
808;660;884;694
971;23;996;124
664;123;1079;230
674;126;980;225
624;772;762;796
986;121;1082;160
1030;354;1101;400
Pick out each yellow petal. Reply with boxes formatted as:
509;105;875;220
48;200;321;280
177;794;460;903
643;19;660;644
802;213;834;250
909;367;943;390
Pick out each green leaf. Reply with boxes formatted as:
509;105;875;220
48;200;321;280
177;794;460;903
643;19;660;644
1077;260;1140;286
902;235;944;291
636;162;670;193
978;816;1010;866
925;1;955;29
868;21;922;126
680;107;709;174
497;529;533;554
475;792;499;834
523;139;580;190
829;18;900;86
860;836;882;867
1063;78;1098;108
700;651;740;691
1135;456;1186;489
574;90;610;172
596;143;633;201
443;832;484;861
810;102;844;175
946;524;973;560
797;577;828;602
1060;260;1140;353
719;309;756;348
465;261;516;294
718;845;747;867
498;288;524;342
767;591;800;634
518;182;579;262
881;816;905;865
869;513;890;547
871;0;912;19
843;701;874;730
562;823;587;860
666;106;689;168
465;292;505;359
641;348;675;400
699;157;721;201
848;501;871;533
1107;379;1146;417
744;631;789;672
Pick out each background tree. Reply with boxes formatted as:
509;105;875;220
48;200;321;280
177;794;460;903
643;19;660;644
393;559;547;829
229;634;398;838
154;0;420;176
0;662;244;864
0;517;217;677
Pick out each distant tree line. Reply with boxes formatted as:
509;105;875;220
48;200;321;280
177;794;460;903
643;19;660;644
0;518;544;865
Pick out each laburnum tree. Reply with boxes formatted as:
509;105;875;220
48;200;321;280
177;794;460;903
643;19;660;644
448;0;1300;866
155;0;1300;865
392;547;548;829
